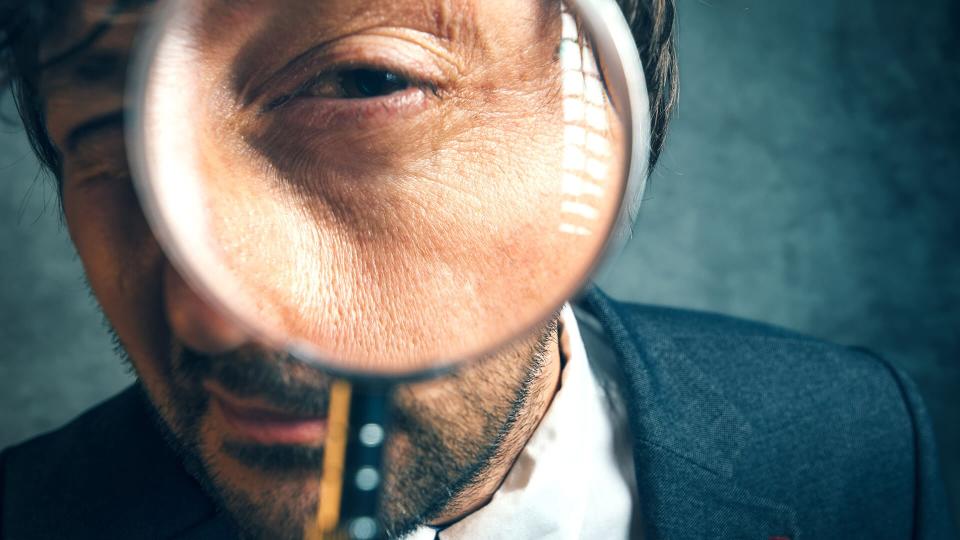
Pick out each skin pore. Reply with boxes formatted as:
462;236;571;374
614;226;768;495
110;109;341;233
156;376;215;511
38;0;621;537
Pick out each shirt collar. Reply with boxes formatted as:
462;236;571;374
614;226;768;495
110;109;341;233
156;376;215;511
402;304;634;540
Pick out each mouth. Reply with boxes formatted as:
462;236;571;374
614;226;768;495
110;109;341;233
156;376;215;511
204;381;328;445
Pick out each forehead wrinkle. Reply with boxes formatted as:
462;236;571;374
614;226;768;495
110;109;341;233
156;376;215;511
430;0;553;65
420;0;477;43
219;0;482;108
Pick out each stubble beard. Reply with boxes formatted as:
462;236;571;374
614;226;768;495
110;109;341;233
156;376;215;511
128;316;559;539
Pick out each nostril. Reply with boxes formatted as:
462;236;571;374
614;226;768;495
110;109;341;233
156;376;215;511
162;264;248;354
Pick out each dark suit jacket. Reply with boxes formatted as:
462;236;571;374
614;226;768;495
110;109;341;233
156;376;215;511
2;288;957;539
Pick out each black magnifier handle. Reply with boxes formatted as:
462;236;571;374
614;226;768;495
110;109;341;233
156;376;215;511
340;385;391;538
311;381;391;540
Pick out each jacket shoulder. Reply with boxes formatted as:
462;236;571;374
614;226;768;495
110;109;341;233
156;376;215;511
578;287;957;538
4;385;145;472
1;385;218;539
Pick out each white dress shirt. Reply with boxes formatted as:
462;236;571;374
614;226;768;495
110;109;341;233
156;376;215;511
402;305;639;540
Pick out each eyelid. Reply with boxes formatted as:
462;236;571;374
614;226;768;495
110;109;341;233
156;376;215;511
266;63;438;111
250;31;458;112
362;27;464;77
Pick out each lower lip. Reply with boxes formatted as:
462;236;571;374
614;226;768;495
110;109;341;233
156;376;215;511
211;394;328;446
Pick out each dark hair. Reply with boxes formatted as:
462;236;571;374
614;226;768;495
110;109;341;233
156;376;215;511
0;0;677;180
617;0;678;168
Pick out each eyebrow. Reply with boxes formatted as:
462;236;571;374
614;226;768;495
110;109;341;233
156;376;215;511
65;109;125;153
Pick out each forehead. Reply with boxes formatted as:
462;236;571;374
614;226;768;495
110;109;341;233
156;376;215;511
40;0;557;150
40;0;554;83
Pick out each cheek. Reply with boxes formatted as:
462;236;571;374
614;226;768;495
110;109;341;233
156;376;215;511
392;330;538;431
182;106;616;371
62;177;170;389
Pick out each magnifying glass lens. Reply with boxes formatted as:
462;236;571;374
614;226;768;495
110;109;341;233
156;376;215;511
131;0;631;375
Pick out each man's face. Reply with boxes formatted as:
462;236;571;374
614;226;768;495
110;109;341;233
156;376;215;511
39;0;619;537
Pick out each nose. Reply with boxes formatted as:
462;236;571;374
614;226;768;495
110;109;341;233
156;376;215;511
162;264;248;354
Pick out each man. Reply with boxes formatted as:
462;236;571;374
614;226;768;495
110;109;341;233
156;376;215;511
0;1;956;539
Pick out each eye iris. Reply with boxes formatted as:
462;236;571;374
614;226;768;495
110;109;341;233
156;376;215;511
341;69;409;98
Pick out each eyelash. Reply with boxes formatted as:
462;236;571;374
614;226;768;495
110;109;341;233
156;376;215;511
262;63;439;118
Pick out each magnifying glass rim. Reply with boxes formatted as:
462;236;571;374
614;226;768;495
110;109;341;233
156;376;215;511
125;0;649;381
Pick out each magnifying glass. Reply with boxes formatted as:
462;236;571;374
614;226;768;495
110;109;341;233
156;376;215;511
126;0;649;537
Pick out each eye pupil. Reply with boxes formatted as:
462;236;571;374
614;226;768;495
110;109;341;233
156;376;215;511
341;69;409;98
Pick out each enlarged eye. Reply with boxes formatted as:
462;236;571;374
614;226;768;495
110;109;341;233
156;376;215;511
339;69;410;98
304;68;412;99
259;63;432;126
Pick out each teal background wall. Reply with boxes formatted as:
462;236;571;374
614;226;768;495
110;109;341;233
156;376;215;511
2;0;958;525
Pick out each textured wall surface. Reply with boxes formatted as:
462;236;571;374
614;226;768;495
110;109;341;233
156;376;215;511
2;0;958;525
597;0;960;522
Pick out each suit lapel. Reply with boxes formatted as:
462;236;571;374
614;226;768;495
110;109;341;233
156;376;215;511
578;287;800;540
